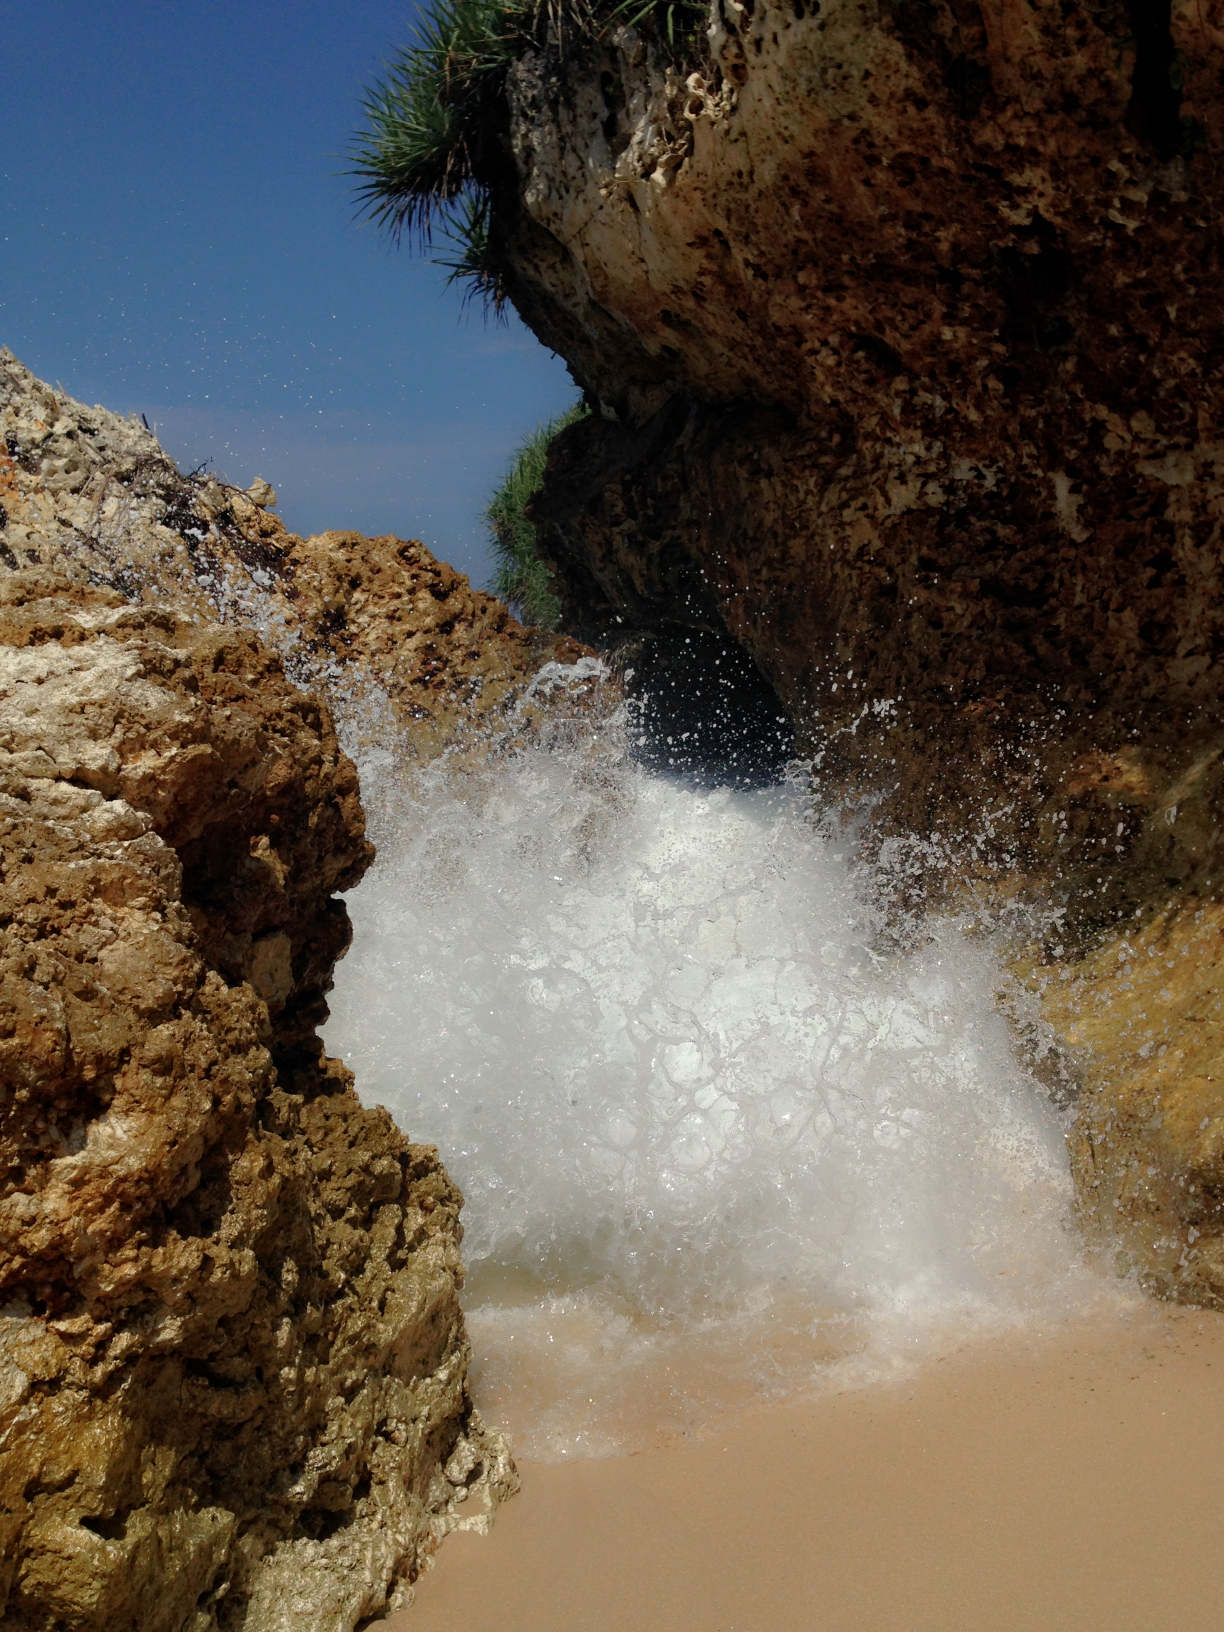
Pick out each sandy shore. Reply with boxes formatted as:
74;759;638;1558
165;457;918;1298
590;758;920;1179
378;1302;1224;1631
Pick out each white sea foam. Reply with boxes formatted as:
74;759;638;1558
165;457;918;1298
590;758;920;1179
323;678;1113;1459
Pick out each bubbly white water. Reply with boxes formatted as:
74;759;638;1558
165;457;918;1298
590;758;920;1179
324;678;1109;1459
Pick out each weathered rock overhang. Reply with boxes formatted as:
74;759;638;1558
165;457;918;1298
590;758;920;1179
483;0;1223;879
475;0;1224;1300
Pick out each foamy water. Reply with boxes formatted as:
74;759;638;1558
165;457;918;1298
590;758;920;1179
324;676;1108;1459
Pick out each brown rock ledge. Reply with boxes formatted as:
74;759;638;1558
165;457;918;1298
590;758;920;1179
0;347;600;764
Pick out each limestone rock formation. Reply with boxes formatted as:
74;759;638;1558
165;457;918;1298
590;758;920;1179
0;346;596;764
0;353;613;1627
1022;901;1224;1301
460;2;1224;1295
0;568;516;1630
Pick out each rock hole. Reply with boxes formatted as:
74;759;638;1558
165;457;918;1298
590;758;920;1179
80;1511;129;1541
998;228;1075;354
1124;0;1185;160
185;1357;239;1390
850;333;904;376
299;1507;351;1541
945;53;991;120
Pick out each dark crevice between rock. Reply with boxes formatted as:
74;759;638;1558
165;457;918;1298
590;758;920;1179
530;397;794;786
995;217;1076;395
619;625;794;787
80;1510;131;1541
945;49;992;121
1124;0;1185;160
850;333;905;377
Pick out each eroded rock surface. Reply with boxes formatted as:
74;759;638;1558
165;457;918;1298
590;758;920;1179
472;3;1224;1294
0;351;575;1629
1018;903;1224;1301
0;569;516;1630
0;347;595;767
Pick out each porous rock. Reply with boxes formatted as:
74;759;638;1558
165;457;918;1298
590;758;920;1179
478;2;1224;1296
0;349;559;1629
0;347;603;764
0;567;517;1630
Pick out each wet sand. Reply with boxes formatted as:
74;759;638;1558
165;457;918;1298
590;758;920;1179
379;1302;1224;1631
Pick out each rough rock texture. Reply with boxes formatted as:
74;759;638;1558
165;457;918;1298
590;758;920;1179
1020;902;1224;1300
0;347;597;764
262;529;613;770
0;569;517;1630
0;353;597;1629
476;3;1224;1293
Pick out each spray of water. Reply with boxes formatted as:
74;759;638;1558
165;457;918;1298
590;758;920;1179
323;668;1115;1459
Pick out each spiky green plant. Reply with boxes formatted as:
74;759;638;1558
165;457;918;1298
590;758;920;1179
349;0;521;241
431;190;508;312
486;400;589;628
351;0;709;308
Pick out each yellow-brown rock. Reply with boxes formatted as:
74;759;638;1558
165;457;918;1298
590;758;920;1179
268;528;603;763
500;0;1224;894
1015;906;1224;1301
0;349;551;1628
0;347;601;768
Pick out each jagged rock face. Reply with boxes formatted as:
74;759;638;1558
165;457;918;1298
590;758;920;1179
1018;901;1224;1304
0;341;607;833
0;570;516;1630
0;347;595;764
268;528;599;763
484;6;1224;1293
0;352;558;1629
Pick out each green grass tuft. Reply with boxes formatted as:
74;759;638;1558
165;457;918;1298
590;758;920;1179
486;400;589;628
607;0;705;53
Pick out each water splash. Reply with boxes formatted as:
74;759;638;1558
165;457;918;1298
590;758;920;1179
324;678;1111;1458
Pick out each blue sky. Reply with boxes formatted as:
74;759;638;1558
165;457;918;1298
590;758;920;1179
0;0;577;584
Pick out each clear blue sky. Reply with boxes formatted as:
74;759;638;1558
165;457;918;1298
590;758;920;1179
0;0;577;584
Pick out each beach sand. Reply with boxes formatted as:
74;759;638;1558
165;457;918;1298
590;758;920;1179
377;1301;1224;1631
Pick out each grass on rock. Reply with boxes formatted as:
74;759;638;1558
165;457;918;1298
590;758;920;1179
486;401;588;629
